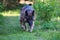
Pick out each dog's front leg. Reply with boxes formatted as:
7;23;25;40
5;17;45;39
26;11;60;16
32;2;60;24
29;21;34;32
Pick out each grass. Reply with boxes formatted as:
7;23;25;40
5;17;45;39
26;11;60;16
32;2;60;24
0;10;60;40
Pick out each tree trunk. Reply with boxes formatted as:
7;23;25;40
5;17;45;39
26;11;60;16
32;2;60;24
3;0;8;7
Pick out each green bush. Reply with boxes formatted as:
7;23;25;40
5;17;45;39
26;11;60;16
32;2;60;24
40;20;60;30
0;3;4;12
33;1;54;22
40;21;55;30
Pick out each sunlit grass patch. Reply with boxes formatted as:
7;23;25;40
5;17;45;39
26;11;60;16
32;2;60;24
1;10;20;16
2;13;19;16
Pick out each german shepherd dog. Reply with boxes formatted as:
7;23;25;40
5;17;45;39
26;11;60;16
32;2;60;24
19;4;36;32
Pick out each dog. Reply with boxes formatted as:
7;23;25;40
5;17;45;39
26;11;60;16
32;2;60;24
19;4;36;32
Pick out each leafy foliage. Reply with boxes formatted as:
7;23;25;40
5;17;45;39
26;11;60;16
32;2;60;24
0;3;4;12
33;0;60;30
33;1;54;22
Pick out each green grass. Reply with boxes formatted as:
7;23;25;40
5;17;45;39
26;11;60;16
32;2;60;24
0;10;60;40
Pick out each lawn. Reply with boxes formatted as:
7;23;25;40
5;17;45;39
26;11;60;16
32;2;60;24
0;10;60;40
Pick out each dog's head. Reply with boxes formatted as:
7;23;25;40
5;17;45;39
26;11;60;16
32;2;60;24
25;10;34;17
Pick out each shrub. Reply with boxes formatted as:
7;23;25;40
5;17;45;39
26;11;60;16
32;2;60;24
0;3;4;12
33;1;54;22
40;21;55;30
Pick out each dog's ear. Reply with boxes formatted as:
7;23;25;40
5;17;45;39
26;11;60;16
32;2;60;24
32;10;34;16
25;10;28;16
